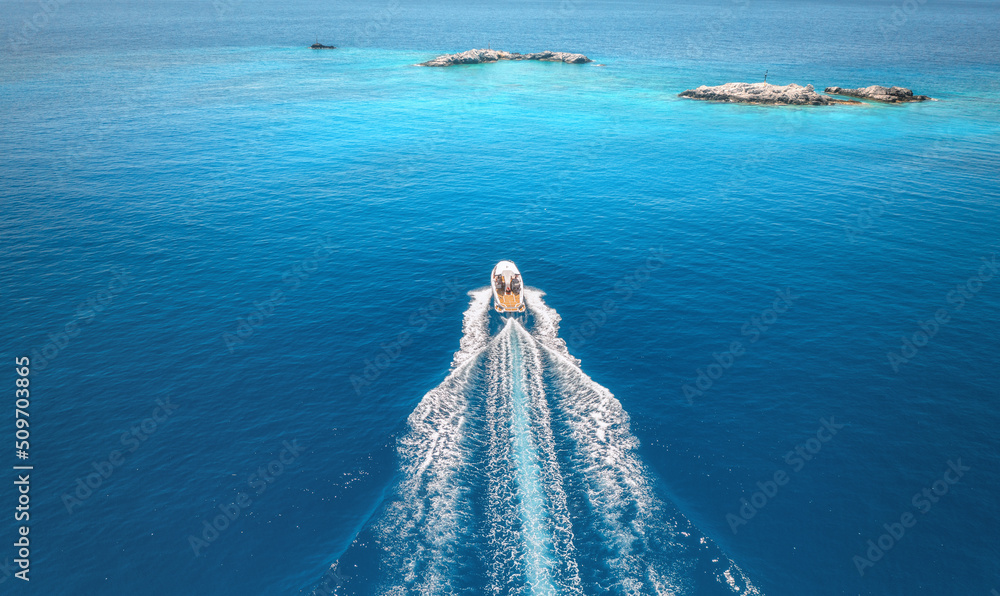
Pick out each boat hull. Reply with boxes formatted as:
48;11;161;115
491;261;525;313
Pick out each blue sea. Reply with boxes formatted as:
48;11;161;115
2;0;999;594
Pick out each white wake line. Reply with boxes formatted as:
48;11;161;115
410;348;485;426
452;287;492;368
394;367;473;593
507;322;558;595
386;286;762;596
377;288;494;595
483;324;520;595
513;321;584;596
411;287;491;429
526;332;670;594
523;306;764;596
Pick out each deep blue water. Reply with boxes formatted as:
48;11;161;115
2;0;999;594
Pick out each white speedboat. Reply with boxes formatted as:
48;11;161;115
491;260;525;313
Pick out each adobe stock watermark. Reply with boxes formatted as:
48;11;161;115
381;88;498;189
543;0;578;22
212;0;242;18
852;459;969;576
684;0;751;59
29;267;134;372
878;0;930;43
55;86;154;187
187;439;304;557
843;195;891;245
350;0;402;47
61;397;180;514
350;278;464;395
179;132;273;225
223;234;338;353
513;113;626;238
887;253;996;372
7;0;73;54
727;417;845;534
0;556;19;585
683;288;799;405
844;139;953;244
567;247;668;350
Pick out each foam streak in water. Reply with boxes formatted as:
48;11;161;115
526;290;762;595
508;322;556;594
349;288;761;596
374;289;492;594
515;322;584;596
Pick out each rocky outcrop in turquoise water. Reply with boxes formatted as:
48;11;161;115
825;85;932;102
419;48;591;66
679;82;860;106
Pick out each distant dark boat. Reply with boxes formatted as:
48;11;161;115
310;42;336;49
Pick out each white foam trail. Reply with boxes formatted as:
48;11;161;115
526;299;763;595
483;321;584;596
541;342;689;594
367;285;761;596
453;287;493;367
513;322;583;596
389;368;474;593
508;323;557;595
522;287;576;363
483;321;522;594
375;289;492;595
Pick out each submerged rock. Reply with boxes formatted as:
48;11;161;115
679;82;860;106
419;48;591;67
824;85;932;102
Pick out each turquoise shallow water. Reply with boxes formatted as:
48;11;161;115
1;0;999;594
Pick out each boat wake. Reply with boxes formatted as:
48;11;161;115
328;288;762;596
